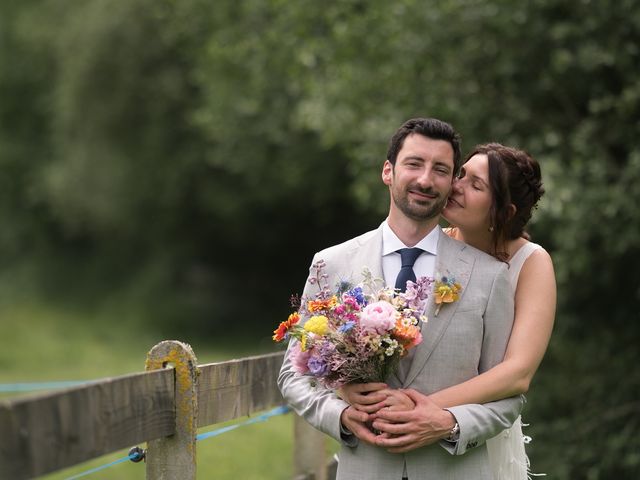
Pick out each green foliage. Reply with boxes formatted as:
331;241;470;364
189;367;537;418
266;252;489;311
0;291;295;479
1;0;640;477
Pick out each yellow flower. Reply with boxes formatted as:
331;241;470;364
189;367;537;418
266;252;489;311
435;285;460;304
304;315;330;335
433;276;462;316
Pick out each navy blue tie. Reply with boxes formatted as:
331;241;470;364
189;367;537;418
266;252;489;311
394;248;423;292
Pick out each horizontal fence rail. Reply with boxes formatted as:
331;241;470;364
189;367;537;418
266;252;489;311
0;369;175;479
197;352;286;427
0;346;292;480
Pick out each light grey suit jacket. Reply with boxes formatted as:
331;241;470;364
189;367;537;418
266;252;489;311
278;225;523;479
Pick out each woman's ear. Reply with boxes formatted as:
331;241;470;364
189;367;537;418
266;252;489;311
382;160;393;186
508;203;517;220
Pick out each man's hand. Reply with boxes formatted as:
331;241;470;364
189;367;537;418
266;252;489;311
372;389;456;453
340;406;378;445
338;382;388;413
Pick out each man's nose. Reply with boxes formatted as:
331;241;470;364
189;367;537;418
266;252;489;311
416;168;435;188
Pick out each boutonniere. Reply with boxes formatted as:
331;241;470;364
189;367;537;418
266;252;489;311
433;274;462;316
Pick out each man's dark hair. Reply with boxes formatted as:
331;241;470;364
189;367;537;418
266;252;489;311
386;117;462;174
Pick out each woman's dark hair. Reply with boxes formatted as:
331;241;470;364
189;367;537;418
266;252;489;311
387;118;463;175
468;143;545;260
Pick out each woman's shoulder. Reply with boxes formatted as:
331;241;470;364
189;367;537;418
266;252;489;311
510;240;548;262
507;240;553;290
516;241;555;283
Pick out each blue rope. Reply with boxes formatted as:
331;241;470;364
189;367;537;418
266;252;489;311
196;405;291;441
0;381;91;392
64;405;292;479
64;451;142;480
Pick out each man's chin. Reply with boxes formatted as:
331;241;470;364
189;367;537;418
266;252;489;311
404;208;441;222
408;201;446;220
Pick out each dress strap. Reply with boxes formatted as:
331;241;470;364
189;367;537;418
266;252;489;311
507;242;543;294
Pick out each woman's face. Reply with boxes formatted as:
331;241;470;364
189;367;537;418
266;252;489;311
443;153;493;232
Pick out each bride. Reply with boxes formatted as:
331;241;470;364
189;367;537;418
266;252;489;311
342;143;556;479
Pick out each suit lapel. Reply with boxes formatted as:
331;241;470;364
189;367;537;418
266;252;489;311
342;225;384;283
402;233;475;387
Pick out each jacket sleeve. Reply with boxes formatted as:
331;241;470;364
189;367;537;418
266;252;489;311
278;338;351;443
277;253;351;444
440;262;525;455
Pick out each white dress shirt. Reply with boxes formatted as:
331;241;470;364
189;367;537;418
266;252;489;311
381;220;440;287
382;220;442;478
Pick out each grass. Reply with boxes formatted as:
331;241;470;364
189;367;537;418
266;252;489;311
0;287;320;479
38;415;296;480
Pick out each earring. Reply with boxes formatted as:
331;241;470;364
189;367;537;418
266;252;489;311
488;226;494;232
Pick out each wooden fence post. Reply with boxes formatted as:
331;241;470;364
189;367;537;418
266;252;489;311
293;414;328;480
145;340;199;480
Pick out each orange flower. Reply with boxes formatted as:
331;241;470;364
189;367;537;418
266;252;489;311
272;312;300;342
307;295;338;313
393;319;422;350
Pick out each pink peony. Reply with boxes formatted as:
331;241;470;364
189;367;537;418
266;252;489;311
290;342;312;374
359;301;398;334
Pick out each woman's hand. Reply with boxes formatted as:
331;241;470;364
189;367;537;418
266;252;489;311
376;388;416;411
370;388;416;434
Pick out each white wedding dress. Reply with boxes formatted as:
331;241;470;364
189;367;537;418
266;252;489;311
486;242;545;479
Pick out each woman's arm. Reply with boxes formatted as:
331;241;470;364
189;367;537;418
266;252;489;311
429;248;556;407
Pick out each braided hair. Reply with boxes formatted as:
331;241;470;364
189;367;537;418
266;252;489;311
467;143;545;260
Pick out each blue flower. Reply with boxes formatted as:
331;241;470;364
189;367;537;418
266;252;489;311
338;321;356;333
346;286;366;305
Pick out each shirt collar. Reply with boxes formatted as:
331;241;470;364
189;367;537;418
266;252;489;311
381;220;440;256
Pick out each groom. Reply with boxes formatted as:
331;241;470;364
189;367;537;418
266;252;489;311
278;117;523;479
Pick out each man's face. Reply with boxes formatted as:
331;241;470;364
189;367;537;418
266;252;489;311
382;133;455;222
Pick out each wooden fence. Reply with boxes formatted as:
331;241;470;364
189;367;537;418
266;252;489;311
0;340;337;480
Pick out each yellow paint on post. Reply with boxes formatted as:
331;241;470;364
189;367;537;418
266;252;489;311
145;340;199;480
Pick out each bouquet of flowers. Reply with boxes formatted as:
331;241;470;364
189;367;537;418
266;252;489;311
273;260;432;389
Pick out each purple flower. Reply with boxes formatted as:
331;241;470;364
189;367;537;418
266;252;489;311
404;277;433;310
307;356;329;376
318;340;337;356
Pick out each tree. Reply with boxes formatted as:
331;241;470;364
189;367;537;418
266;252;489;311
1;1;639;475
